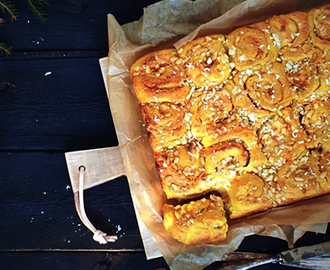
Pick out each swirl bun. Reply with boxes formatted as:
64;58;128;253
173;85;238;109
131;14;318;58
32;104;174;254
130;5;330;245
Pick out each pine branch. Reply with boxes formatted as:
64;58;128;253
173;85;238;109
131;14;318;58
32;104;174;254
0;42;11;55
0;0;18;20
67;0;75;3
27;0;50;23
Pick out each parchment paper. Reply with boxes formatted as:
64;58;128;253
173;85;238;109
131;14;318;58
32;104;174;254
105;0;330;269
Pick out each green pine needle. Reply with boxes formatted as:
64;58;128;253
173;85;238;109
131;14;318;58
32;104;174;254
0;0;18;20
27;0;50;23
0;42;11;55
0;0;76;55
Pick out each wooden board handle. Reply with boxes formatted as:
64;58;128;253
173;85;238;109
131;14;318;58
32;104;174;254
65;146;126;244
65;146;126;193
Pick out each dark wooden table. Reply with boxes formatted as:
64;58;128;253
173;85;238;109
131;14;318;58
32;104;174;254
1;1;329;269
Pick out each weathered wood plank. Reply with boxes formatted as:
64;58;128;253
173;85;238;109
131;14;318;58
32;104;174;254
2;51;108;61
1;1;330;269
0;0;158;52
0;251;300;270
1;151;329;265
0;152;144;250
0;252;170;270
0;57;117;151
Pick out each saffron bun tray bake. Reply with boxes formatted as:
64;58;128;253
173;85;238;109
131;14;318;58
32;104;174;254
129;4;330;245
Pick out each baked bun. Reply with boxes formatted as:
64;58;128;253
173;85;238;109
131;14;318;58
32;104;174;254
163;195;228;245
308;5;330;54
178;34;232;87
130;5;330;245
227;21;277;70
130;49;191;104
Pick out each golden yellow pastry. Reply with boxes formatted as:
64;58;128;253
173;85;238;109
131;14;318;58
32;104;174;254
204;140;249;177
319;148;330;184
140;102;188;151
286;62;323;101
277;150;330;203
130;49;191;104
225;173;273;219
202;126;267;170
163;195;228;245
308;4;330;55
129;5;330;245
268;11;317;61
154;141;208;199
257;108;307;165
317;62;330;100
178;34;232;87
233;62;293;111
187;83;237;139
227;21;277;70
300;99;330;148
267;9;327;102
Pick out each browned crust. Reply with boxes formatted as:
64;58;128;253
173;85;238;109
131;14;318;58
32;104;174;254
129;5;330;245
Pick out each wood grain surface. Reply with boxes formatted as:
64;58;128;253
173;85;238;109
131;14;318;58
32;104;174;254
0;0;329;269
